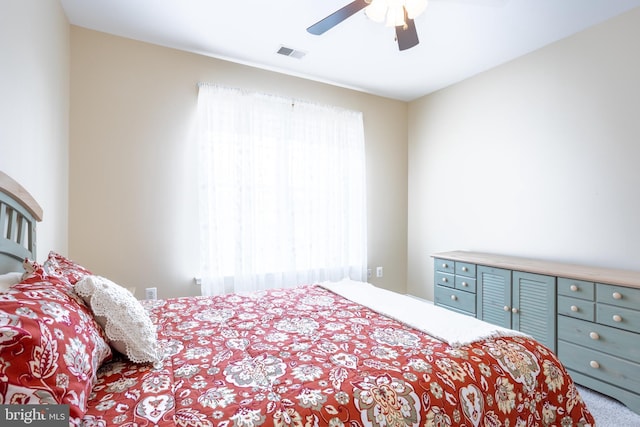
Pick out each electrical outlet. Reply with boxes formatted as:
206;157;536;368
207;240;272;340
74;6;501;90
367;268;372;278
145;287;157;300
376;266;383;278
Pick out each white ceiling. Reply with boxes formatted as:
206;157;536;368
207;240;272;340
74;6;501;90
60;0;640;101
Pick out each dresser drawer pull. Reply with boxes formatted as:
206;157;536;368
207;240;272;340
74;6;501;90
570;284;579;292
503;305;510;312
570;305;579;312
442;263;449;269
461;282;468;287
461;266;468;272
589;360;600;369
441;277;448;283
511;307;519;314
613;314;623;322
612;292;622;300
589;332;600;340
450;295;457;301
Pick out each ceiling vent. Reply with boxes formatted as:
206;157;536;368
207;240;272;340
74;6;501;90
277;45;306;59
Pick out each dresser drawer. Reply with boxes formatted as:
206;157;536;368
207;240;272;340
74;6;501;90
435;285;476;315
455;262;476;278
434;258;455;274
435;272;454;288
558;278;594;300
597;283;640;309
557;295;594;321
455;276;476;293
558;316;640;363
597;303;640;334
558;341;640;394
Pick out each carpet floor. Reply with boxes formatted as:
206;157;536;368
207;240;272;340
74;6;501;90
577;385;640;426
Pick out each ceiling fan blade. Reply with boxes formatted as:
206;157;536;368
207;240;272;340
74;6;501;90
396;17;419;51
307;0;369;35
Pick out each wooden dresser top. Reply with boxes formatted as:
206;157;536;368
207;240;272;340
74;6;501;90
433;251;640;290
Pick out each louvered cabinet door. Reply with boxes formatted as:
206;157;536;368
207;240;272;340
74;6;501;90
477;266;512;328
513;271;557;352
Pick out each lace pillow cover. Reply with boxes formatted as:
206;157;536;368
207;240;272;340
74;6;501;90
74;275;161;364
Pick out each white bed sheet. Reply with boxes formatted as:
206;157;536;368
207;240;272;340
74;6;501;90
320;279;528;347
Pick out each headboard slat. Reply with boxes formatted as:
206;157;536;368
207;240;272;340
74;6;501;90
17;213;25;246
0;202;6;239
7;207;16;241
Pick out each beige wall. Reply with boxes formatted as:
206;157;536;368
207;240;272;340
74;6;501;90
69;27;408;298
0;0;70;259
408;8;640;300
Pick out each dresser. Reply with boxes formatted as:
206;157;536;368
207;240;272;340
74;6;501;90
433;258;476;316
432;251;640;415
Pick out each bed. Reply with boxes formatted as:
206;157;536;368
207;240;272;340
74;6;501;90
0;172;595;427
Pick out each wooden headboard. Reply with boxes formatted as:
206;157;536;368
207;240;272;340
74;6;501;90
0;171;43;273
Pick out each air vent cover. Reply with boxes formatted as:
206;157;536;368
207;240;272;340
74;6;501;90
277;45;306;59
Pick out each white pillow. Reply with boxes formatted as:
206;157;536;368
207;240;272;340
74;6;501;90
74;275;161;364
0;272;23;292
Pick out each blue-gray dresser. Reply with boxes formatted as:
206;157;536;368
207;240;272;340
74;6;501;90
433;250;640;415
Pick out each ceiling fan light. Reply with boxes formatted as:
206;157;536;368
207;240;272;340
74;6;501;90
365;0;388;23
386;6;406;27
404;0;428;19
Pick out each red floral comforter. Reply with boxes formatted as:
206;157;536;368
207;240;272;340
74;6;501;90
83;285;594;426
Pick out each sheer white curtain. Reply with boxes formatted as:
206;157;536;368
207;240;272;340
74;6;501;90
197;83;367;295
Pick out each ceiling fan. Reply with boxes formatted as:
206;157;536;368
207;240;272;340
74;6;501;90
307;0;427;51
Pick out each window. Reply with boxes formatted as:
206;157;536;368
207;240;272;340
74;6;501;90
197;84;367;295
